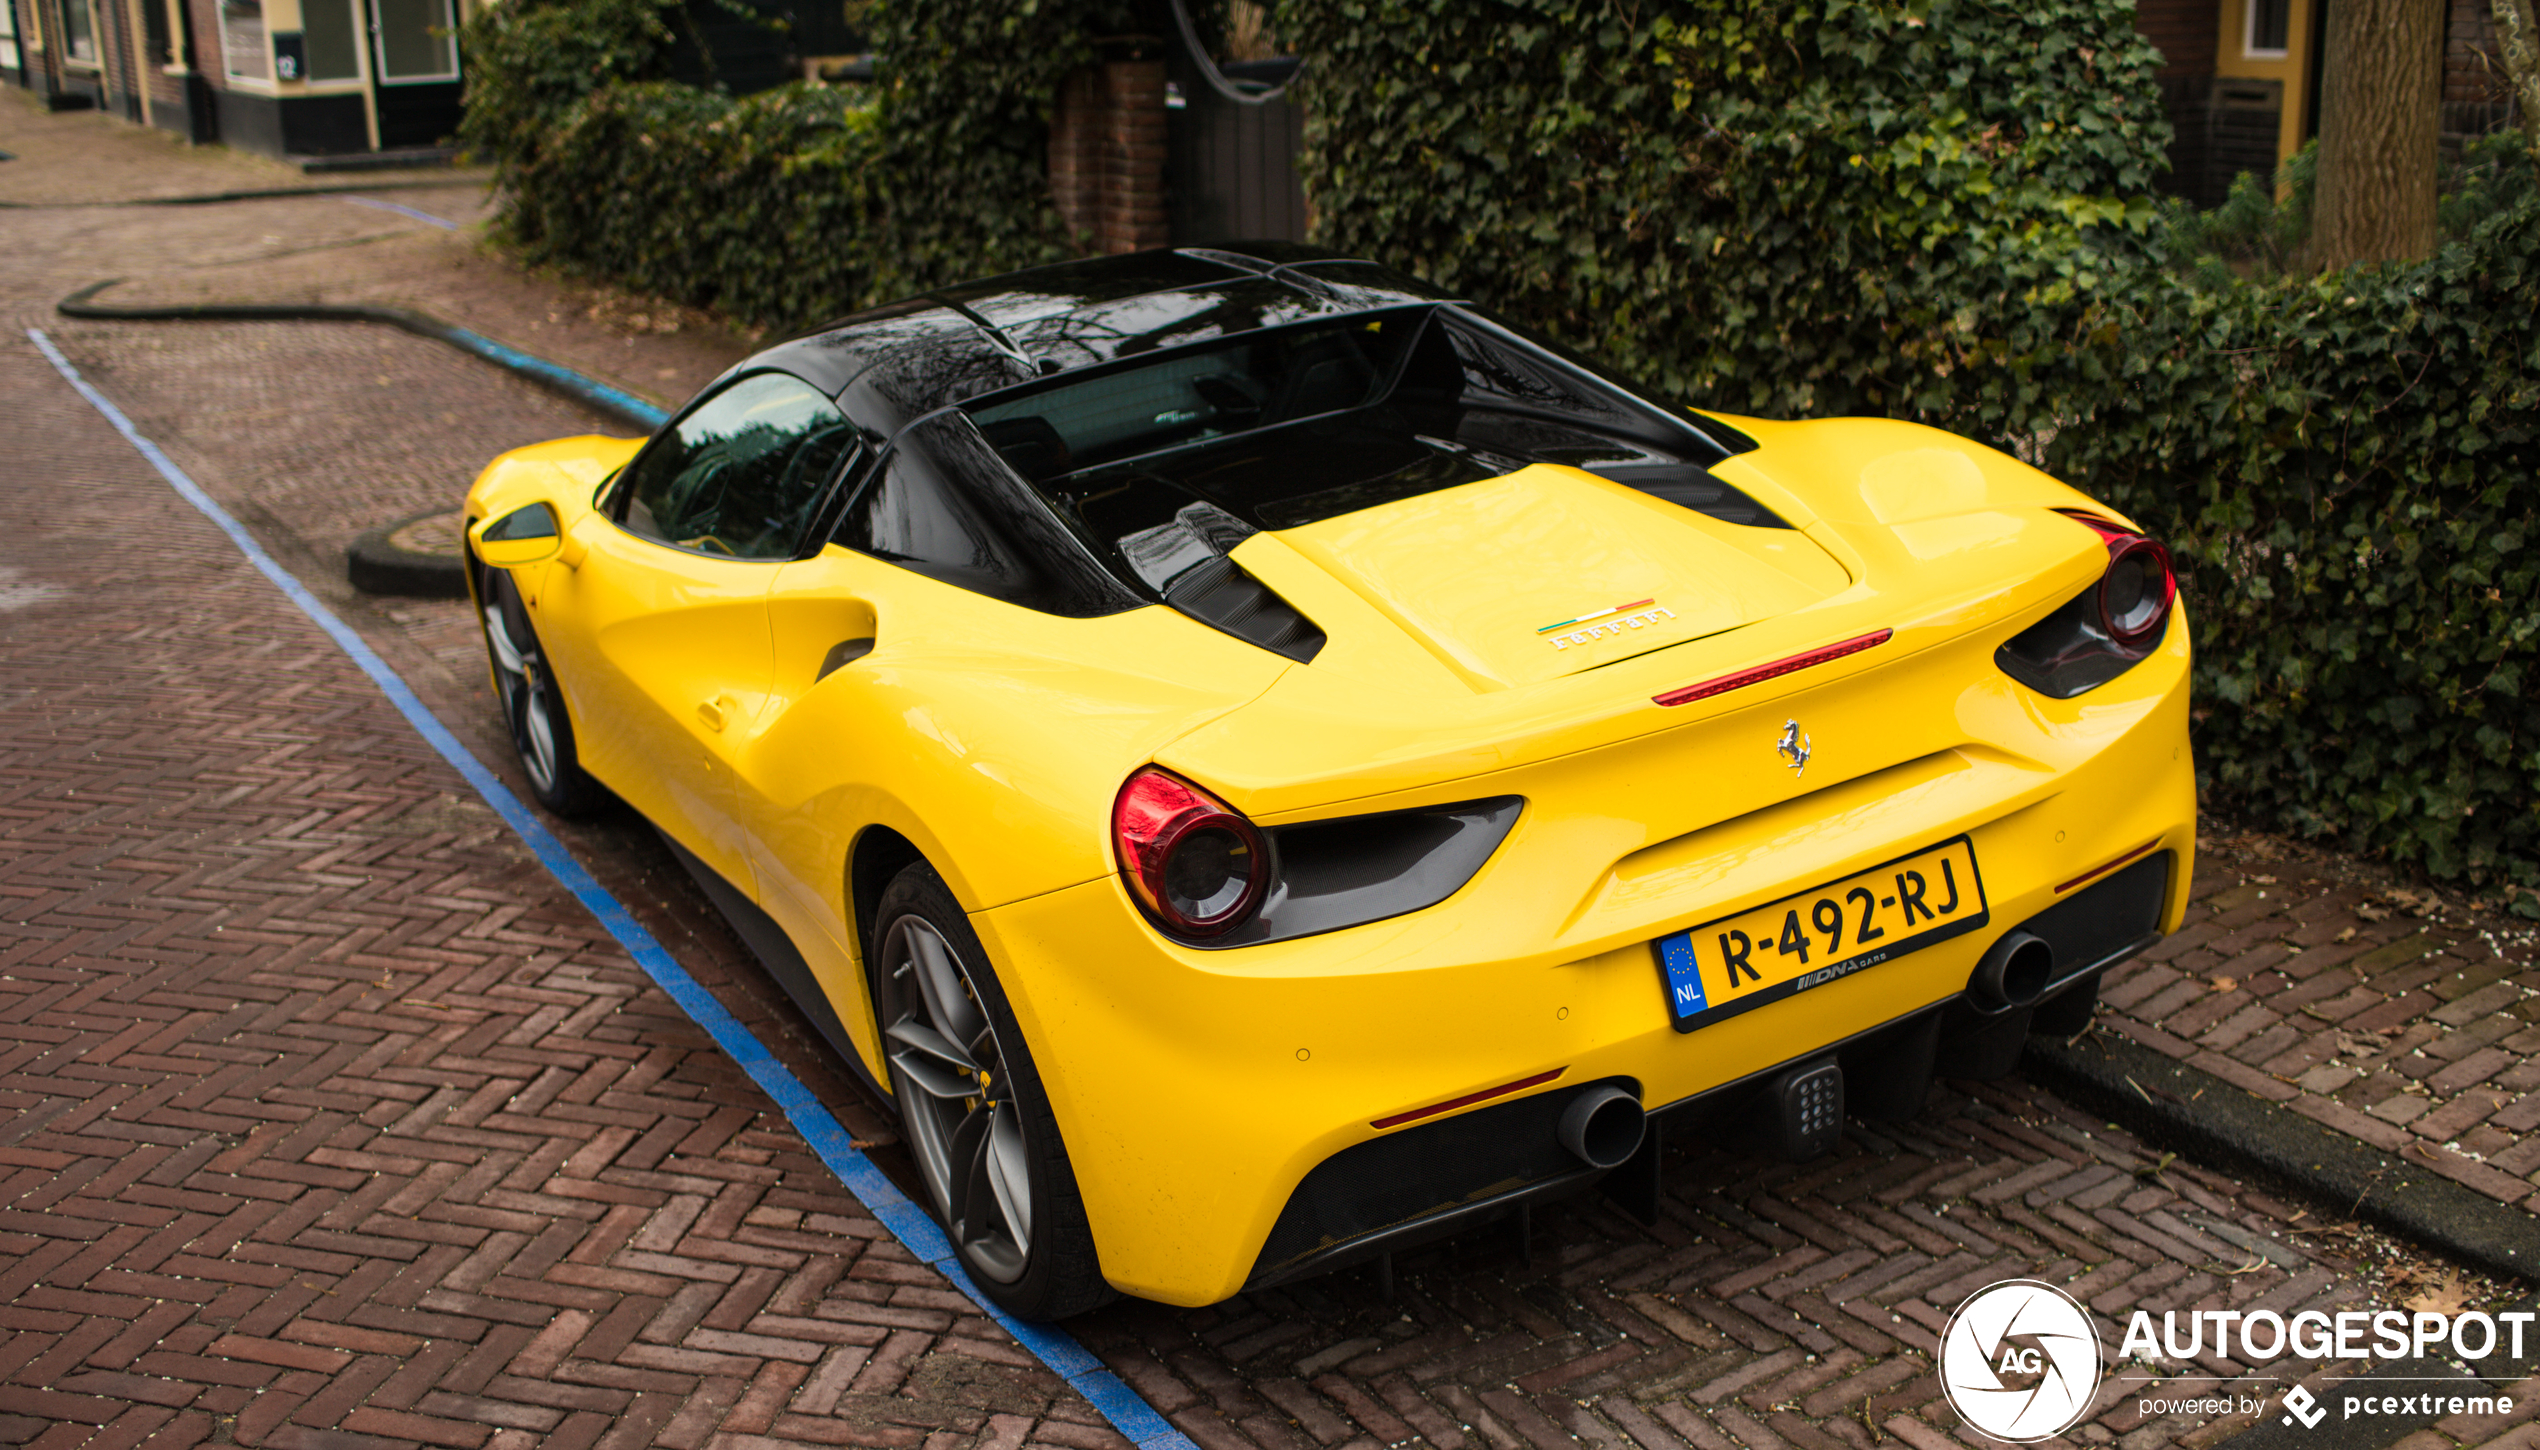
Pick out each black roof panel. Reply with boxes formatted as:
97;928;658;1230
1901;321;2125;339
745;250;1469;434
1003;276;1349;373
752;302;986;400
933;251;1249;329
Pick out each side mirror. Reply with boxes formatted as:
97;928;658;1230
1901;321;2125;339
471;502;561;568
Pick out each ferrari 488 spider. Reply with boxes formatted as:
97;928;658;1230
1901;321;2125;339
462;245;2193;1318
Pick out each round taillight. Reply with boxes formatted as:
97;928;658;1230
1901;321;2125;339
2098;534;2176;649
1112;768;1267;938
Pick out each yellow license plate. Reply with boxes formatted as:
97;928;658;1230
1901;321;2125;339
1655;836;1989;1032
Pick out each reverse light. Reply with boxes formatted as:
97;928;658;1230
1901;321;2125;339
1113;768;1268;938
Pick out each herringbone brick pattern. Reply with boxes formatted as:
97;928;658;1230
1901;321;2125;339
5;94;2527;1450
1071;1077;2495;1450
2101;838;2540;1216
0;319;1118;1450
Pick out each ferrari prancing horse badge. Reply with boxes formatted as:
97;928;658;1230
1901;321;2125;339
1777;719;1811;777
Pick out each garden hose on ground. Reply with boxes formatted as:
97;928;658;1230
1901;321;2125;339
58;277;673;596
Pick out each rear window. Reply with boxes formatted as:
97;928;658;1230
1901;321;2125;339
939;305;1786;608
966;310;1424;479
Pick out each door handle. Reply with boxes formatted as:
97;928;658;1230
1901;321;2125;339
696;698;729;732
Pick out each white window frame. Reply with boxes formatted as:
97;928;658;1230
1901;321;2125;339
58;0;100;67
2243;0;2290;60
218;0;270;80
371;0;457;84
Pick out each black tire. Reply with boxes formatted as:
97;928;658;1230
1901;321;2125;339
476;566;604;817
868;862;1112;1319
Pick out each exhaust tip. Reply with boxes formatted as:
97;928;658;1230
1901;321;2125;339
1970;929;2055;1011
1557;1085;1645;1169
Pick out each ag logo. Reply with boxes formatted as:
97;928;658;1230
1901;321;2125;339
1939;1280;2102;1442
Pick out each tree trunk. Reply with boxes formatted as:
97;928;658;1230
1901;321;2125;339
2496;0;2540;142
2308;0;2442;269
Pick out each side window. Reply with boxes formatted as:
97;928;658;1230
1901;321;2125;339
1396;310;1740;467
835;432;1049;604
617;373;856;559
831;413;1143;618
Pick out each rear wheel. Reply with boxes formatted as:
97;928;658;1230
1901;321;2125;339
869;863;1110;1319
477;567;602;817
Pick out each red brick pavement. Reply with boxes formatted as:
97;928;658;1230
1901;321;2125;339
0;320;1126;1449
7;92;2538;1450
2098;839;2540;1219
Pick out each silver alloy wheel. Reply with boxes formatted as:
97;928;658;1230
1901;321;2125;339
878;915;1034;1283
483;602;561;795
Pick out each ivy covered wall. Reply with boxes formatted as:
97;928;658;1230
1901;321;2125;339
458;0;1133;326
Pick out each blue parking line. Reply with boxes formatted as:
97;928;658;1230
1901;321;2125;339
429;326;672;430
341;193;461;230
28;327;1197;1450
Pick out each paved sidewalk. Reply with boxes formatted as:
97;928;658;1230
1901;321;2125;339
2096;838;2540;1219
0;280;1115;1450
6;92;2539;1450
0;90;755;420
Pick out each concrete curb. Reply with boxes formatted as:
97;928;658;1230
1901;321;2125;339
2027;1034;2540;1449
1;178;484;208
2024;1031;2540;1282
58;278;671;433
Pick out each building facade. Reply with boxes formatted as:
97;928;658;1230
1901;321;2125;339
2139;0;2520;206
1;0;468;159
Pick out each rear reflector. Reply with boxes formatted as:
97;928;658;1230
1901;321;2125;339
1653;629;1894;707
2054;838;2160;894
1372;1067;1565;1130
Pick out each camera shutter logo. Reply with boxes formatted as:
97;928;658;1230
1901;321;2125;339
1939;1280;2103;1442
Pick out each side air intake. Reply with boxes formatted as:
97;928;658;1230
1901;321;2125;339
1165;555;1325;662
1120;503;1326;663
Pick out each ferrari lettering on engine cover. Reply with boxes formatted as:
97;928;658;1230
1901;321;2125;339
1539;599;1678;649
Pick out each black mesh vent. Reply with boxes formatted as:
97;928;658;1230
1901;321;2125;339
1165;554;1325;663
1249;1077;1631;1282
1591;463;1793;529
2025;851;2170;977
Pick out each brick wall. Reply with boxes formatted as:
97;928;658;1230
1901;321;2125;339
2134;0;2218;77
2444;0;2516;134
184;0;217;79
1049;58;1168;255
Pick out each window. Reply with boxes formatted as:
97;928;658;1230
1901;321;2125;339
59;0;97;64
140;0;170;65
833;413;1141;617
220;0;267;78
301;0;362;81
2245;0;2290;57
616;373;857;560
0;0;20;73
837;444;1040;598
966;311;1418;479
373;0;456;80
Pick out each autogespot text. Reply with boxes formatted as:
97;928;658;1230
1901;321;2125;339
2120;1307;2534;1364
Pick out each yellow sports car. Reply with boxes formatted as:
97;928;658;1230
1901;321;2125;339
463;245;2193;1318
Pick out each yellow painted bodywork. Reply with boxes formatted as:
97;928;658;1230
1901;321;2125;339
463;412;2196;1308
